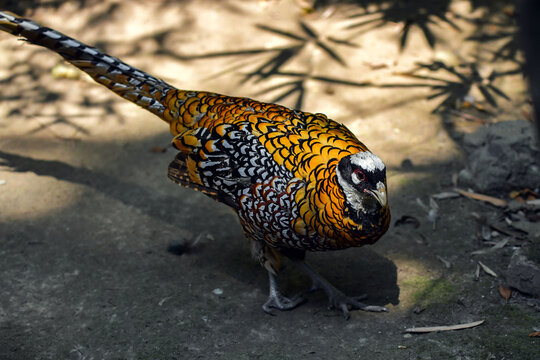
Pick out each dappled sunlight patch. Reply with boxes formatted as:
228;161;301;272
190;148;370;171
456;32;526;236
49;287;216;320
385;256;457;312
0;170;85;222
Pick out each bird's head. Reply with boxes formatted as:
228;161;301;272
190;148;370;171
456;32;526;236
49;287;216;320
336;152;389;238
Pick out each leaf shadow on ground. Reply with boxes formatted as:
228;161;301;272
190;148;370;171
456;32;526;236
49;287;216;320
170;20;360;109
1;0;524;132
344;0;459;50
0;56;124;137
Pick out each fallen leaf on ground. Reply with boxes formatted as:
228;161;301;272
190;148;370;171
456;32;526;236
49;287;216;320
432;191;460;200
498;284;511;301
527;199;540;206
405;320;484;333
510;188;540;202
456;189;507;207
417;197;439;229
363;61;389;70
448;110;489;124
489;224;526;240
471;238;508;255
436;255;451;269
478;261;498;277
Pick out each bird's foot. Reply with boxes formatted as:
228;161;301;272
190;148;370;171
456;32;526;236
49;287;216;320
325;288;387;320
262;292;305;315
293;260;387;320
262;270;306;315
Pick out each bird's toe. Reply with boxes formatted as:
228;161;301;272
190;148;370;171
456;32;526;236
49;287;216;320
262;293;306;315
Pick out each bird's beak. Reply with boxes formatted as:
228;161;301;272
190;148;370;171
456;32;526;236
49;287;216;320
366;181;387;206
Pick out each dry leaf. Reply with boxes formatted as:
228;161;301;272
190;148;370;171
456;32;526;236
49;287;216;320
405;320;484;333
452;173;459;188
363;61;389;70
471;212;482;220
436;255;451;269
527;199;540;206
456;189;507;207
510;189;540;203
504;6;514;17
480;225;491;241
489;224;526;240
416;198;439;228
432;192;460;200
478;261;498;277
471;239;508;255
498;285;511;300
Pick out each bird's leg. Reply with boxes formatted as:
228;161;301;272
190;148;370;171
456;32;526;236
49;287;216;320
291;259;387;319
262;271;305;315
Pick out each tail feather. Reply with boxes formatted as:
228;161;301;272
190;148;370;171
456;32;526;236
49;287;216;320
0;10;176;122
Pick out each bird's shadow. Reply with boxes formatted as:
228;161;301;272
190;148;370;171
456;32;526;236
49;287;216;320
0;148;399;310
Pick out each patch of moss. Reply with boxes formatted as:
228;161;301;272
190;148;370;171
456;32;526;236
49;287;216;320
474;305;538;359
485;304;537;327
403;276;457;306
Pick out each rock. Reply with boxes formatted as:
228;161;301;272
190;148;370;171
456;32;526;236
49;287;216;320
506;249;540;297
458;120;540;193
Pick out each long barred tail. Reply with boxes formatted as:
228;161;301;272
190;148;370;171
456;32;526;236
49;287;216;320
0;10;177;122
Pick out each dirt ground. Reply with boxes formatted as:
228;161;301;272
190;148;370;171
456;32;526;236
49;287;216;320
0;0;538;359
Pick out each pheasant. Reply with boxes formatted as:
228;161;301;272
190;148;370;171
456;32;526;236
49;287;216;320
0;11;390;318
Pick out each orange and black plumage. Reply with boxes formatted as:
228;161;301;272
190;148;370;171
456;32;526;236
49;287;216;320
0;11;390;318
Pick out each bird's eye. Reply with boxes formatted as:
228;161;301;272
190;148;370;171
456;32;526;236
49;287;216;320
351;169;366;185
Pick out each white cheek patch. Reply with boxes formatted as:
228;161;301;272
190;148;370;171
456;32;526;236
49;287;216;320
351;171;361;185
336;166;364;212
350;152;385;173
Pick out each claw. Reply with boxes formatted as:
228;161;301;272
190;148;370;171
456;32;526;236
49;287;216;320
263;271;306;315
262;293;305;314
330;293;388;319
341;304;352;320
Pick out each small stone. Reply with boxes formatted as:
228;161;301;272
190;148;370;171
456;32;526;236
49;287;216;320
401;158;414;170
212;288;223;295
0;179;6;186
403;333;413;339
